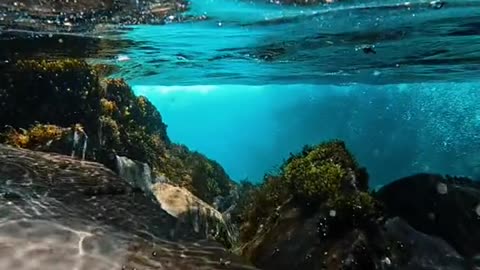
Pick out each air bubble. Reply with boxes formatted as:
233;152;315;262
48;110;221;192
436;182;448;194
381;257;392;265
329;210;336;217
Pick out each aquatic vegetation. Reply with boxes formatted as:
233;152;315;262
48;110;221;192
160;144;235;204
237;140;378;245
282;140;374;214
2;124;68;149
0;58;235;206
100;98;117;116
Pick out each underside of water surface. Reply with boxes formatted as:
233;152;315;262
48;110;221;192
1;0;480;270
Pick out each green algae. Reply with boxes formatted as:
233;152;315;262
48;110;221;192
0;58;234;205
237;140;379;245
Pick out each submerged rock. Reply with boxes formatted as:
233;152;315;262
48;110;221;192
1;123;88;160
151;182;236;248
0;58;235;205
115;155;155;194
383;217;466;270
376;173;480;258
236;140;383;269
0;144;257;270
232;141;473;270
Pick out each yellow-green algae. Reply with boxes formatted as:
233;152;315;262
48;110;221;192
237;140;379;245
0;58;235;205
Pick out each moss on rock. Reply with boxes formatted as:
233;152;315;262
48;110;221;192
237;140;379;247
0;58;234;204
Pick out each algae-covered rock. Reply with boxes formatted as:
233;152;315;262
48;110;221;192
377;173;480;258
0;123;88;159
0;58;234;206
235;140;383;269
159;143;235;204
238;140;375;245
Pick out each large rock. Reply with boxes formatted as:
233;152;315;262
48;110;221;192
376;173;480;258
151;182;235;247
235;141;384;269
233;142;476;270
0;144;257;270
0;59;235;205
383;217;466;270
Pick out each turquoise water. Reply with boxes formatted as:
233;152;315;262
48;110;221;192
117;0;480;85
97;0;480;185
133;83;480;187
2;0;480;186
2;0;480;268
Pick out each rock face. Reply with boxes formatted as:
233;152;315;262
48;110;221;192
376;173;480;258
151;182;235;247
0;59;235;205
0;144;257;270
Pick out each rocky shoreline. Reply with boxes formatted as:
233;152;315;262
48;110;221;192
1;58;479;269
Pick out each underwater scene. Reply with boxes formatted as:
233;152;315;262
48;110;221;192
1;0;480;269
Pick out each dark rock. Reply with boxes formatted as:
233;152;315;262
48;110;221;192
239;200;385;270
383;217;466;270
235;141;385;269
0;144;257;270
233;144;475;270
376;173;480;258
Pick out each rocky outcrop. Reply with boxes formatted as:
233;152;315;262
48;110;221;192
231;141;476;270
151;182;235;247
0;58;235;207
0;144;257;270
235;140;383;269
376;173;480;258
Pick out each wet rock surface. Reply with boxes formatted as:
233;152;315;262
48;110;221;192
383;217;466;270
0;144;257;270
151;182;235;247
